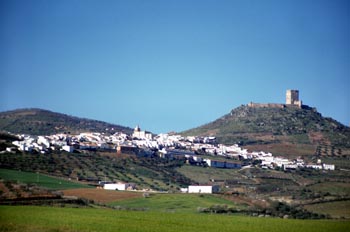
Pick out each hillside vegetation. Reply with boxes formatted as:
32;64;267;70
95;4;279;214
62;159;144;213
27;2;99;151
2;150;350;218
0;108;133;135
0;151;191;191
183;105;350;156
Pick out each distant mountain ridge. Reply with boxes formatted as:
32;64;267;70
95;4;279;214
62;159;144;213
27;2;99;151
0;108;133;135
183;104;350;151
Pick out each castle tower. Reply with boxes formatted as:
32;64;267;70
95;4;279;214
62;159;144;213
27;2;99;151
286;90;302;107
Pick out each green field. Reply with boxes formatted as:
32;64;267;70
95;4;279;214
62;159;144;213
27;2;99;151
0;168;91;190
109;193;245;213
0;206;349;232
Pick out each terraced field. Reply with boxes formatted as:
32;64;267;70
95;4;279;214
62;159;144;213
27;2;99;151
304;200;350;219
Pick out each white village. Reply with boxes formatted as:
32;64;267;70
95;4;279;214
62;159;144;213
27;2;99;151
7;123;335;194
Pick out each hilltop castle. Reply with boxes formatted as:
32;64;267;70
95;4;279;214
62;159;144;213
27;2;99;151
248;89;303;109
286;89;302;107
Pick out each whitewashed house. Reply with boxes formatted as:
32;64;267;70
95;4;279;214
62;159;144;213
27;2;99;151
283;164;298;170
204;159;241;169
204;159;225;168
188;185;219;194
323;164;335;170
306;164;323;170
180;188;189;193
37;136;50;148
62;145;74;153
274;157;291;167
103;183;135;191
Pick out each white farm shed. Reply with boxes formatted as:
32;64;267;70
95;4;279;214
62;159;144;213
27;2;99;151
188;185;219;194
103;183;134;191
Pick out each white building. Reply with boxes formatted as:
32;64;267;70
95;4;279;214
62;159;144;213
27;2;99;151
204;159;241;169
188;185;219;194
204;159;225;168
274;157;291;167
103;183;135;191
306;164;323;170
283;164;298;170
62;145;74;153
180;188;189;193
323;164;335;170
132;125;153;140
192;156;203;162
37;136;50;148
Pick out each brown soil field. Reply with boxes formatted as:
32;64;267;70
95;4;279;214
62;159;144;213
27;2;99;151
62;188;143;203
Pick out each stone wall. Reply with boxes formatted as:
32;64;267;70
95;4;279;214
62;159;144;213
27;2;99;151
248;102;286;108
247;102;302;109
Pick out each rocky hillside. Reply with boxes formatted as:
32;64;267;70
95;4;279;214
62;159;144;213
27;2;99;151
0;108;133;135
183;105;350;157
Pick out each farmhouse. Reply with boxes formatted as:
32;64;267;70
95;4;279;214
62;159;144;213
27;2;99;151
187;185;220;194
283;164;298;170
273;157;291;167
103;183;135;191
306;164;323;170
322;164;335;170
62;145;74;153
204;159;241;169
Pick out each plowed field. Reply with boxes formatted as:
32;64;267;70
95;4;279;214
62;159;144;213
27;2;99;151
62;188;142;203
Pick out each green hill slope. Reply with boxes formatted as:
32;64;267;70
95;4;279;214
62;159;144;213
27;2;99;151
0;108;133;135
183;105;350;155
0;168;90;190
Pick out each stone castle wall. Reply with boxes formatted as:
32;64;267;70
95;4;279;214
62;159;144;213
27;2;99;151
247;90;303;109
247;102;302;109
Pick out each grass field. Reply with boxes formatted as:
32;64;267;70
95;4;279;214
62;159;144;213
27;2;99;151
108;193;245;213
0;168;91;190
0;206;349;232
60;188;249;213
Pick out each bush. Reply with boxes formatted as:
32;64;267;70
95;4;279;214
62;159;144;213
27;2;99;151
143;192;150;198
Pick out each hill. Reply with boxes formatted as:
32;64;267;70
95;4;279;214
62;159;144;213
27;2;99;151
0;108;133;135
183;104;350;157
0;151;191;191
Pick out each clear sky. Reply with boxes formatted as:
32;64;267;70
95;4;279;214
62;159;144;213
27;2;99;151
1;0;349;133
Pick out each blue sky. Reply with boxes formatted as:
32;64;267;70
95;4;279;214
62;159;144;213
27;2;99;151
1;0;349;133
